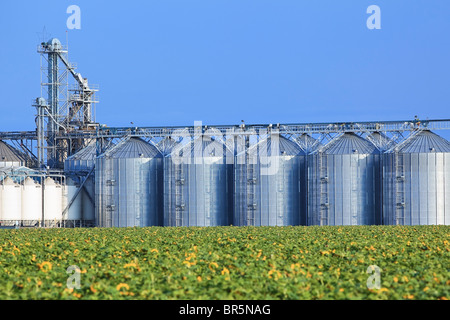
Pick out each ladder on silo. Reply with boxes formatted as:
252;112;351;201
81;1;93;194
351;155;359;225
105;166;115;228
175;164;184;227
395;152;405;225
319;153;329;226
246;164;256;226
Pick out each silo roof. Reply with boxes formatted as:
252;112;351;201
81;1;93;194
0;141;26;162
100;137;162;159
321;133;378;154
368;132;391;144
247;135;304;156
296;133;321;151
367;132;394;150
66;140;97;161
172;136;230;157
396;130;450;153
157;137;178;156
297;133;318;145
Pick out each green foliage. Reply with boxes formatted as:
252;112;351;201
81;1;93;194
0;225;448;300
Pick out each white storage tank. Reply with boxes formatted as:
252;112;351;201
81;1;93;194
43;177;63;221
21;177;42;222
1;177;22;221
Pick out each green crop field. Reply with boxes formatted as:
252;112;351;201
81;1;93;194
0;225;448;300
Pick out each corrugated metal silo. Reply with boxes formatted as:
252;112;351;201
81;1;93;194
296;133;322;225
95;137;163;227
64;140;97;223
82;177;95;222
308;133;381;225
0;141;26;168
234;134;305;226
64;140;97;172
164;135;232;226
383;130;450;225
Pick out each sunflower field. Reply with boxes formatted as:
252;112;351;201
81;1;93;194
0;225;448;300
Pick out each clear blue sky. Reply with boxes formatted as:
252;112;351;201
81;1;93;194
0;0;449;136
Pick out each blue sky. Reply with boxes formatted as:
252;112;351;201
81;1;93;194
0;0;449;136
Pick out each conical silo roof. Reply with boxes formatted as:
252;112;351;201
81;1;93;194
157;137;178;156
367;132;395;151
321;133;378;154
296;133;321;152
0;141;26;163
247;135;304;157
23;177;38;186
396;130;450;153
1;176;16;186
66;140;97;161
171;136;230;158
101;137;162;159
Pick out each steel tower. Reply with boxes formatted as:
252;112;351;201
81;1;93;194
35;38;98;169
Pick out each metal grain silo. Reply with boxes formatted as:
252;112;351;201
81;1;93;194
64;140;97;173
296;133;322;225
21;177;42;222
383;130;450;225
234;134;305;226
82;177;95;222
0;177;22;221
95;137;163;227
64;141;97;223
308;133;381;226
0;141;26;168
164;135;232;226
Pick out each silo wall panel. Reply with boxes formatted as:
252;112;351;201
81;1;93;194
164;156;231;227
308;153;380;226
234;155;301;226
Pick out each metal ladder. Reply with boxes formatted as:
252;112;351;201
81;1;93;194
174;164;184;226
395;152;405;225
246;163;256;226
351;156;359;225
105;165;115;228
319;153;329;226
